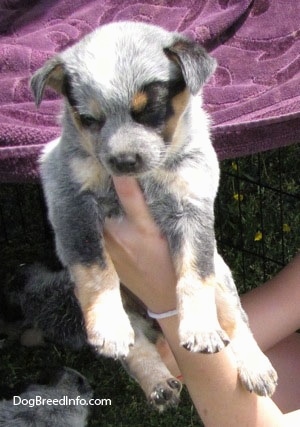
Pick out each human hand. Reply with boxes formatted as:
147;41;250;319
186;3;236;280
104;176;177;313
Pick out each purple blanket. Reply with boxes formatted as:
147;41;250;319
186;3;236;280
1;0;300;182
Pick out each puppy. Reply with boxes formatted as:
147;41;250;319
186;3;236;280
0;367;92;426
0;264;87;349
31;21;277;396
0;264;182;411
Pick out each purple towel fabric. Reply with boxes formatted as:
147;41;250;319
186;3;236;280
0;0;299;182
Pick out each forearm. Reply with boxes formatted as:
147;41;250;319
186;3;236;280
241;252;300;351
158;315;285;427
104;179;300;424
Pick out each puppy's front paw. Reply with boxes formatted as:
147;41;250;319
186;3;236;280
149;378;182;412
179;320;230;353
238;354;278;397
87;309;134;359
177;275;230;353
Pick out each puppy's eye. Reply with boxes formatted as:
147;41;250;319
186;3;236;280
80;115;96;126
132;104;166;128
79;114;105;131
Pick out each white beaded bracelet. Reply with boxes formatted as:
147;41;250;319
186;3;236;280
147;308;178;320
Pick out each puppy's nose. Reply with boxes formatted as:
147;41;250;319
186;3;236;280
108;153;142;174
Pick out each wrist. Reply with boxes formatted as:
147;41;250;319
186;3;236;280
147;307;178;320
144;293;177;316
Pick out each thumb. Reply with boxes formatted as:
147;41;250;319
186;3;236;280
112;176;156;229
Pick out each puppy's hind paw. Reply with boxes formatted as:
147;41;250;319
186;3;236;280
180;324;230;354
148;378;182;412
238;355;278;397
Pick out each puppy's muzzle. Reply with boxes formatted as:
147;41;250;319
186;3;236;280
108;152;143;175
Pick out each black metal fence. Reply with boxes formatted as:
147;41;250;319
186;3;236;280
1;144;299;293
216;144;300;292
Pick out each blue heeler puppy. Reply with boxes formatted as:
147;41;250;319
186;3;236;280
0;368;92;426
31;21;277;397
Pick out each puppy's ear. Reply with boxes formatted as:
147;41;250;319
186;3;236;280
30;57;66;107
164;38;216;95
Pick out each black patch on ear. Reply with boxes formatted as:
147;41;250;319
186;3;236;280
131;79;186;128
164;38;216;95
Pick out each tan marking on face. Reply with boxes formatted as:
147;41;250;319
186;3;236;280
163;89;190;142
80;133;97;156
66;105;97;156
131;91;148;113
70;156;108;192
68;107;94;153
67;104;82;129
72;115;95;156
88;98;103;117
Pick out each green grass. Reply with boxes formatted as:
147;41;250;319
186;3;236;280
0;341;201;427
0;143;299;426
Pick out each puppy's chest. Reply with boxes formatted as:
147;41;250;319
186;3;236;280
71;155;211;219
93;170;207;224
94;185;122;218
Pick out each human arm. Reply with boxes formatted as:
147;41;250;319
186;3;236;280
104;176;299;426
158;315;285;427
240;253;300;413
241;253;300;352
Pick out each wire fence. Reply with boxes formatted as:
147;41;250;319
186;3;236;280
216;144;300;292
1;144;299;292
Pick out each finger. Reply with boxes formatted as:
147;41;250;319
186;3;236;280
112;176;156;229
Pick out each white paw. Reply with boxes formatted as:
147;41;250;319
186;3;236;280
87;308;134;359
179;317;230;353
177;275;229;353
238;353;278;397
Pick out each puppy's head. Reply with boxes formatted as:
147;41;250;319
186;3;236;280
31;22;216;176
49;367;93;398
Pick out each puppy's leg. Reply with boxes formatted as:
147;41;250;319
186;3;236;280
230;319;278;397
71;252;134;358
214;253;278;397
46;189;134;359
166;201;229;353
122;313;182;412
176;260;230;353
